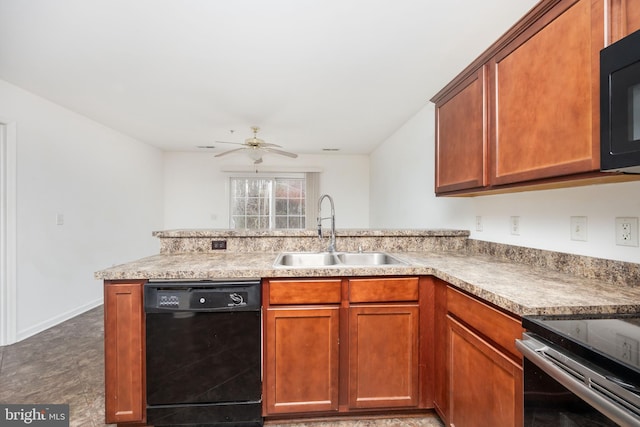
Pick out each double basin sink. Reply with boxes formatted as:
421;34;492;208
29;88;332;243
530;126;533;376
274;251;408;268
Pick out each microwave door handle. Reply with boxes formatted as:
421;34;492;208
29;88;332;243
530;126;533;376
516;338;640;427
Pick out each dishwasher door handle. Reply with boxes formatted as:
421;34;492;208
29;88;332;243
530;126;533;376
517;335;640;427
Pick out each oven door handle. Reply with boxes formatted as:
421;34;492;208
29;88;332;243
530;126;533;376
605;374;640;395
517;335;640;427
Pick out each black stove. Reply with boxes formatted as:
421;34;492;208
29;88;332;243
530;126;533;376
519;313;640;426
524;314;640;384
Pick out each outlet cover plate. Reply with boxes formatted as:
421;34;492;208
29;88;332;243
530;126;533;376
615;217;639;247
570;216;587;241
510;216;520;236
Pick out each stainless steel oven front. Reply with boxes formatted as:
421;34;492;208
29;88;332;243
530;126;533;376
517;315;640;426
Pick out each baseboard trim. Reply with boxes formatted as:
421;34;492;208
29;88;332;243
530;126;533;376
15;298;103;343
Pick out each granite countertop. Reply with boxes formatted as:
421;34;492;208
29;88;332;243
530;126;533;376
152;228;470;238
95;249;640;317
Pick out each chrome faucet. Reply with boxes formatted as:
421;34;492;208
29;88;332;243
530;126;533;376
317;194;336;252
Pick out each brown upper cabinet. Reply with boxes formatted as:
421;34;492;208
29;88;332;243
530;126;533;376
435;67;488;193
432;0;640;196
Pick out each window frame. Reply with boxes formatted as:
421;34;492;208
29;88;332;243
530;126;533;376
228;173;307;230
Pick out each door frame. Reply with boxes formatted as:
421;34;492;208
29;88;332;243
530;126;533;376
0;119;17;346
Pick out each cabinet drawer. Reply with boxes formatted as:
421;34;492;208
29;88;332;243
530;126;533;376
349;277;419;303
269;279;342;305
447;286;522;360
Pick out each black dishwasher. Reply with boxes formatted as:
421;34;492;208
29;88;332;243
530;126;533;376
144;280;262;427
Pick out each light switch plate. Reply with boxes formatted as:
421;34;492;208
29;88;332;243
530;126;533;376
570;216;587;241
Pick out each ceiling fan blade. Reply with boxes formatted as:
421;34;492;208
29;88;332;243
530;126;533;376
215;140;245;146
263;147;298;158
214;148;246;157
260;142;282;148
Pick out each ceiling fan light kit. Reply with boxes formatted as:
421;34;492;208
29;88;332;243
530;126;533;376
214;126;298;164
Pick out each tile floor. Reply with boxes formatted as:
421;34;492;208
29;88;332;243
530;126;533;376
0;306;443;427
0;305;106;426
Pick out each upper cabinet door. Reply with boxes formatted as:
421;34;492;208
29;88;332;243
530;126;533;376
609;0;640;42
432;0;640;196
434;67;488;194
489;0;602;186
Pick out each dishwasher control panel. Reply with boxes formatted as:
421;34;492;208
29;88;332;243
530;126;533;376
144;280;261;312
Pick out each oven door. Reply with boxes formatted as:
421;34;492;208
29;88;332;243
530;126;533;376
517;333;640;426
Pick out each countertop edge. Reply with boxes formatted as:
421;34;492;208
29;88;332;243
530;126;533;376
94;251;640;318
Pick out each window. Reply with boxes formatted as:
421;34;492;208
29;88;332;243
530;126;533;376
230;176;306;229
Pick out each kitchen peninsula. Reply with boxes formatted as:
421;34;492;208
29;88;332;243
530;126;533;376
96;229;640;426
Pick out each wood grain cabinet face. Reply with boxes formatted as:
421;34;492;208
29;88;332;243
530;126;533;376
432;279;449;423
447;316;523;427
265;307;340;414
348;304;419;409
490;0;600;185
104;281;146;425
435;67;487;194
431;0;640;195
347;277;421;410
442;286;524;427
263;277;426;417
610;0;640;42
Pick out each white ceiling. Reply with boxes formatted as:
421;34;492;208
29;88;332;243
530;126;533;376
0;0;538;155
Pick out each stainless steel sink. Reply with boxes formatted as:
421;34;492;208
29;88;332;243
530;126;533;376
335;252;407;266
273;251;408;268
275;252;340;267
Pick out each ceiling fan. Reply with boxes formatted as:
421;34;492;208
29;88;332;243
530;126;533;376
215;126;298;164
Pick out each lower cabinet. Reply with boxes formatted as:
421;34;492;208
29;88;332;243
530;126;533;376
348;304;419;409
448;316;522;427
434;281;524;427
104;275;524;426
104;280;146;425
433;279;449;419
263;276;427;418
265;306;340;414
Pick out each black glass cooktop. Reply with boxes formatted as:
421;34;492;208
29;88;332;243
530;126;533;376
523;313;640;384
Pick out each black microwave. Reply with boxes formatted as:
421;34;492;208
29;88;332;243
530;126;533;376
600;28;640;173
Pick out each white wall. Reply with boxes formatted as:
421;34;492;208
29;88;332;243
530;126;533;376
471;182;640;263
163;152;370;229
0;79;164;342
371;103;640;264
370;104;471;228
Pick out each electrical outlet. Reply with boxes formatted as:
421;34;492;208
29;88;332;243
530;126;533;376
510;216;520;236
211;240;227;250
570;216;587;241
615;217;639;247
475;216;483;232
